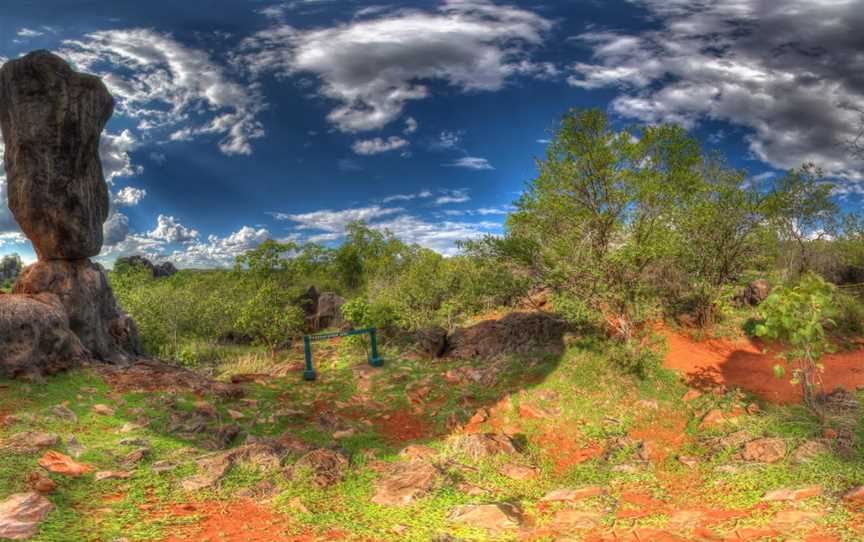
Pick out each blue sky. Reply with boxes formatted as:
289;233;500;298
0;0;862;267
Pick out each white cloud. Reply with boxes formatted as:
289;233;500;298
238;0;552;132
16;28;44;38
0;232;28;247
148;214;200;244
431;131;462;151
273;205;403;234
381;190;433;203
569;0;864;185
171;226;271;267
103;212;131;246
404;117;418;134
62;29;265;155
351;136;409;155
434;189;470;205
442;204;513;216
101;129;141;183
112;186;147;207
446;156;494;170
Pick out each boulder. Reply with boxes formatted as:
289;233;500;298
291;449;349;488
0;50;112;260
447;312;567;360
370;460;440;506
450;433;519;459
739;437;787;463
415;326;448;358
115;255;177;278
307;292;345;331
13;259;140;362
0;492;54;540
0;293;85;379
734;279;771;306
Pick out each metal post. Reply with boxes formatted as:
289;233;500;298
303;335;316;380
368;328;383;367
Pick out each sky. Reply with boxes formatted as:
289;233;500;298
0;0;862;268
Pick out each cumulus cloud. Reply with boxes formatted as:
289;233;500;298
446;156;494;170
275;201;499;255
238;0;552;132
351;136;409;155
171;226;271;267
569;0;864;186
404;117;418;134
103;212;131;246
148;214;200;244
100;129;141;183
112;186;147;207
62;29;265;155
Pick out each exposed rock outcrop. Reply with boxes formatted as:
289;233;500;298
0;293;86;379
13;259;140;362
115;255;177;278
0;50;141;375
734;279;771;306
447;312;567;360
307;292;346;332
0;50;112;260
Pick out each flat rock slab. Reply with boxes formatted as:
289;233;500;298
540;486;604;502
450;433;518;459
0;492;54;540
3;432;59;454
450;503;523;532
371;460;439;506
37;451;92;477
740;438;787;463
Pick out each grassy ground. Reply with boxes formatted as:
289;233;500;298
1;333;863;541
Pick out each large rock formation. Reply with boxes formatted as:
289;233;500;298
13;260;140;362
115;255;178;278
0;50;140;374
0;50;112;260
0;293;86;379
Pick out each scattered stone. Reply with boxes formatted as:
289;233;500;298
333;429;355;440
26;472;55;494
286;496;310;514
791;440;831;464
611;464;641;474
92;404;115;416
119;422;146;434
371;460;440;506
50;405;77;423
193;401;217;417
699;409;728;430
3;432;59;454
740;438;787;463
548;509;603;531
450;433;518;459
770;510;824;529
842;486;864;502
682;389;702;402
0;492;54;540
118;438;148;447
746;403;760;415
457;482;487;496
678;455;699;468
400;444;438;461
235;480;279;501
518;402;553;420
291;449;349;488
121;447;150;467
449;503;523;532
762;486;823;501
707;430;752;451
202;425;242;451
151;461;177;474
634;399;659;410
227;409;245;420
540;486;604;502
38;451;92;477
95;471;131;481
498;463;539;481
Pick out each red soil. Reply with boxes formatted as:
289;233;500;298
373;409;434;442
663;331;864;404
158;500;334;542
536;426;604;475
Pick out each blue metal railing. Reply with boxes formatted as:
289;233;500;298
302;327;383;381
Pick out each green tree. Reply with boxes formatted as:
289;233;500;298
755;273;838;410
234;282;305;357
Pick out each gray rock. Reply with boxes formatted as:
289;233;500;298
0;51;112;260
0;492;54;540
449;503;523;532
13;259;140;362
371;460;440;506
0;293;86;378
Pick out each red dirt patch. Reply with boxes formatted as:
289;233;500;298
374;409;434;442
630;407;690;463
536;426;603;475
664;331;864;404
159;500;305;542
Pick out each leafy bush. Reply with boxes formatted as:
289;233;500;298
754;273;838;408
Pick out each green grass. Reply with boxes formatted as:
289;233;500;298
1;335;863;541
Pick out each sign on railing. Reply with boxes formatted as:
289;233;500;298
302;327;384;381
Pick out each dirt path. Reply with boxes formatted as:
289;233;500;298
663;331;864;403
